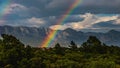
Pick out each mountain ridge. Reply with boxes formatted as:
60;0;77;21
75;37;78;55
0;25;120;47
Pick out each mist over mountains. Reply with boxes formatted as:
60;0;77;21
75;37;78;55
0;25;120;47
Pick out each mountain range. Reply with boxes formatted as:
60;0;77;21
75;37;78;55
0;25;120;47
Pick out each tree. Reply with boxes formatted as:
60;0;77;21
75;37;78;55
54;43;64;55
69;41;78;51
1;34;24;49
0;34;25;67
81;36;102;53
29;57;42;68
25;45;33;59
87;36;101;46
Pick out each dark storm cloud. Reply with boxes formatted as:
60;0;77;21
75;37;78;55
45;0;120;15
11;0;120;17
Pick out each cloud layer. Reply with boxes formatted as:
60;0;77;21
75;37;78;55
50;13;119;30
7;0;120;17
0;0;120;32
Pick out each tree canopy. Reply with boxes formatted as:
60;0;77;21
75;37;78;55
0;34;120;68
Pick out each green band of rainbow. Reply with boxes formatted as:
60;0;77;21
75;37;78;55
40;0;82;47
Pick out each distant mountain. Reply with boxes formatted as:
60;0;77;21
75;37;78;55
0;25;49;47
0;25;120;47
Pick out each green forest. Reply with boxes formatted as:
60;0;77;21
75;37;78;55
0;34;120;68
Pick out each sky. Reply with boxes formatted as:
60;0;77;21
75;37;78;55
0;0;120;32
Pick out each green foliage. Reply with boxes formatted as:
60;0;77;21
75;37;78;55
0;34;120;68
88;59;116;68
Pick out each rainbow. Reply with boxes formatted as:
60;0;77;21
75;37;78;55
40;0;82;48
0;0;11;25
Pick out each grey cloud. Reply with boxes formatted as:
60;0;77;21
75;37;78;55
10;0;120;17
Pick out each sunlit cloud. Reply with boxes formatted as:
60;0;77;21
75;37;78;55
28;17;45;24
50;13;119;30
4;3;27;15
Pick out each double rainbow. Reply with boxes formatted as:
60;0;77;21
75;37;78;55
0;0;11;25
40;0;82;47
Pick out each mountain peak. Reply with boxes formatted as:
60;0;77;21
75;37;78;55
63;28;76;32
108;30;119;33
